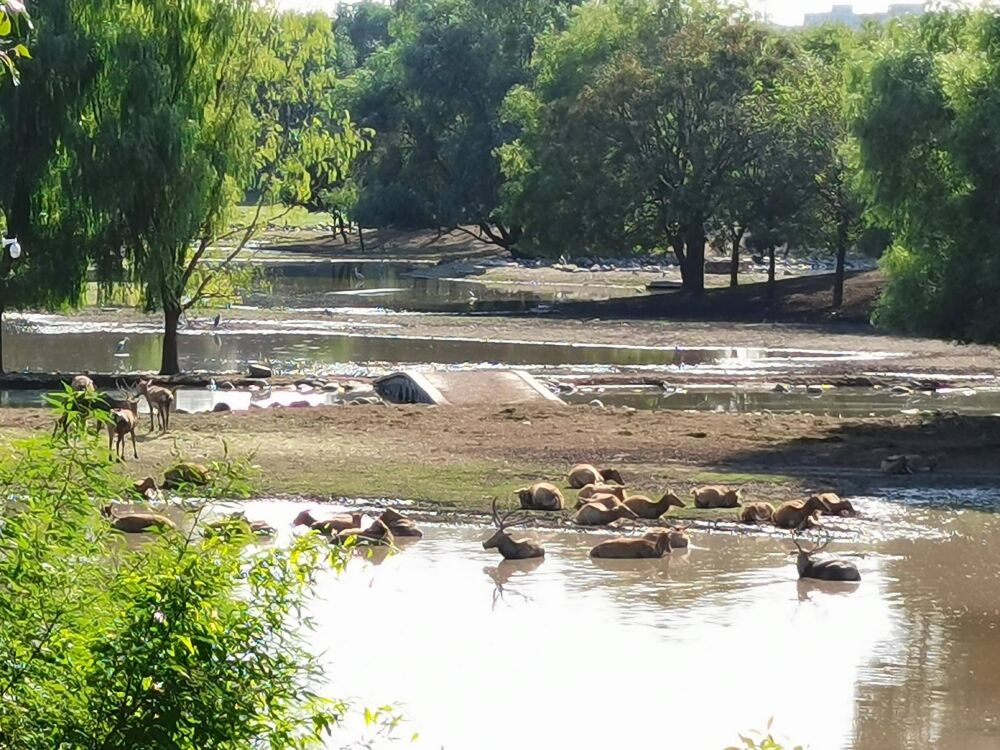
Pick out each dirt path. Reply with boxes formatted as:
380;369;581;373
6;406;997;518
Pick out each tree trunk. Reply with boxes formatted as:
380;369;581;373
358;225;366;253
729;228;745;288
160;306;181;376
768;245;776;298
681;224;706;294
833;218;848;308
0;303;5;375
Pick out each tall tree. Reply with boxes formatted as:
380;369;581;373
347;0;577;251
0;0;115;373
855;10;1000;340
501;1;794;291
88;1;368;375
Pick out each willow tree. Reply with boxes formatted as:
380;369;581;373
0;1;117;374
89;0;368;375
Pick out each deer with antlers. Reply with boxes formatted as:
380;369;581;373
791;532;861;582
137;378;175;433
482;498;545;560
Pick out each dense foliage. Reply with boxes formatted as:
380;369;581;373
4;0;1000;359
0;422;349;748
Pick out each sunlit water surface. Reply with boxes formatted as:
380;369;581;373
199;496;1000;750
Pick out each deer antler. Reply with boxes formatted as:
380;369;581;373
812;528;833;554
790;532;807;554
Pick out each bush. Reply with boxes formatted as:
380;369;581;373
0;429;367;748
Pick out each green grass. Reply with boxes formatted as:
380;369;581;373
229;204;332;231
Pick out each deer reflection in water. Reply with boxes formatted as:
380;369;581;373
483;557;544;610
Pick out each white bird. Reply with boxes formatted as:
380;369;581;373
115;337;130;354
353;267;364;283
208;378;217;391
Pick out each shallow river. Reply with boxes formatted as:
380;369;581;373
201;494;1000;750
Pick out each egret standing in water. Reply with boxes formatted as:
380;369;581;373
352;266;364;288
115;337;130;354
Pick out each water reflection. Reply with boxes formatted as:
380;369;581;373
125;498;1000;749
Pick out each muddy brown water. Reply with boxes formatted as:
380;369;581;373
167;494;1000;750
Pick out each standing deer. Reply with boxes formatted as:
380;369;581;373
137;378;175;433
482;498;545;560
791;533;861;582
107;399;139;461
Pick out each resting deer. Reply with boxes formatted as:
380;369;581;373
378;508;423;539
333;518;394;546
624;491;686;519
772;496;831;529
516;482;564;511
138;378;175;433
482;498;544;560
101;504;176;533
792;533;861;582
573;500;639;527
106;399;139;461
568;464;625;489
739;502;775;524
292;508;364;536
576;483;627;505
590;529;672;559
810;493;857;517
575;493;622;511
205;511;276;538
692;485;742;508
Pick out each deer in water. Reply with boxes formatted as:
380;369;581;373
792;532;861;582
378;508;423;539
568;464;625;489
692;485;742;508
810;493;857;517
624;491;686;519
138;378;175;433
590;529;672;559
772;496;831;529
482;498;544;560
291;508;365;536
101;504;176;533
516;482;564;511
106;398;139;461
330;518;394;546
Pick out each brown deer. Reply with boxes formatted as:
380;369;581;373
204;511;276;538
101;504;176;533
482;498;545;560
333;518;394;546
624;491;686;519
516;482;564;511
773;496;831;529
692;485;742;508
642;526;690;549
54;375;105;435
106;399;139;462
291;508;364;536
573;500;639;527
568;464;625;489
378;508;423;539
739;502;776;524
590;529;672;559
792;533;861;582
810;493;857;517
576;483;627;505
137;378;175;433
574;493;622;511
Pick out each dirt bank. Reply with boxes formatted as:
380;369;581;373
5;405;997;519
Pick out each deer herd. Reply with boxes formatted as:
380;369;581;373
56;374;175;461
486;462;862;582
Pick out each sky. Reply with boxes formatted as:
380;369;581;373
278;1;985;28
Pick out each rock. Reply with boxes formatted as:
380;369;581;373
247;363;272;379
322;383;342;392
881;455;909;475
772;383;791;393
905;454;937;473
890;385;914;396
163;462;211;490
212;402;232;413
288;400;312;408
589;399;606;409
132;477;158;501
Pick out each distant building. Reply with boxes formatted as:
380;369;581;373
803;3;925;28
